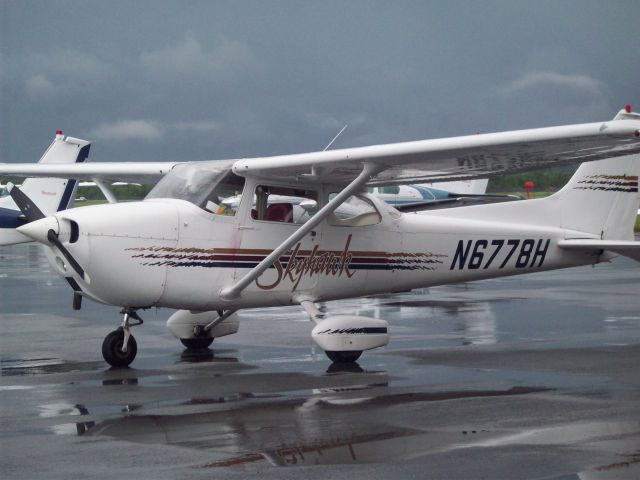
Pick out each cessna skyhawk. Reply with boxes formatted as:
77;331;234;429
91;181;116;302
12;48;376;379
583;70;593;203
2;107;639;367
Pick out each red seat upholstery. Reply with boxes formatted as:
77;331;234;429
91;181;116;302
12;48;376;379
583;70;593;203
265;203;293;222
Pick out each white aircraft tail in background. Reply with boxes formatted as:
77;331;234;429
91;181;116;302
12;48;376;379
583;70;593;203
0;131;90;246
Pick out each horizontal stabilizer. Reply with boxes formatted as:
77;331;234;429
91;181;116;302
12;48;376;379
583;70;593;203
558;239;640;262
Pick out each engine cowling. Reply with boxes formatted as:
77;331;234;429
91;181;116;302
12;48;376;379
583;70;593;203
166;310;240;340
311;316;389;352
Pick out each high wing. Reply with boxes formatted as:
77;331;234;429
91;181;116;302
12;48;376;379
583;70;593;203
2;109;639;187
232;112;640;185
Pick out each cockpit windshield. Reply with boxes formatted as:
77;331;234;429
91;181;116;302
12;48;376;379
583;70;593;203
146;160;245;214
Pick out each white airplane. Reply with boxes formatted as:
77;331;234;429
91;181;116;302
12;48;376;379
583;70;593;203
1;107;639;368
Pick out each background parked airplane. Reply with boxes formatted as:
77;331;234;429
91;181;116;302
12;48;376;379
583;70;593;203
0;132;88;246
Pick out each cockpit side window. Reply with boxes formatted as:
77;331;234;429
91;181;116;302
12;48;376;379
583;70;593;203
252;185;318;224
145;161;245;215
201;172;245;216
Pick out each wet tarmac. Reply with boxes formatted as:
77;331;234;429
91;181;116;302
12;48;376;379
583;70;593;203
1;243;639;479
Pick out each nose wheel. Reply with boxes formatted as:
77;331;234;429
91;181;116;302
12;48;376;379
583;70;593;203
102;309;143;367
102;328;137;367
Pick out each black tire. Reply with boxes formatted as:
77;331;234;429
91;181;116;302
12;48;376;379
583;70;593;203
325;350;362;363
102;328;137;367
326;362;363;374
180;337;214;349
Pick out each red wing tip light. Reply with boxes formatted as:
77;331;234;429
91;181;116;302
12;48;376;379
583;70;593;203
55;130;64;139
625;104;632;113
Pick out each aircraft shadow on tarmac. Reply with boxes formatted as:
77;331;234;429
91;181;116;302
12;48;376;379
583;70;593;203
177;347;240;364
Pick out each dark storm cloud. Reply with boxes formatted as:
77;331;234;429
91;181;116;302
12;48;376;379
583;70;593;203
1;0;638;164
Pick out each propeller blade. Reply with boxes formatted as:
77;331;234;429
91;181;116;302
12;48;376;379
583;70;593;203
10;186;45;223
73;292;83;310
12;186;87;283
47;229;85;279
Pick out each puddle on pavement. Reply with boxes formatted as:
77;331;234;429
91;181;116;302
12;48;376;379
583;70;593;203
461;421;640;480
1;358;105;376
177;349;240;364
71;385;550;466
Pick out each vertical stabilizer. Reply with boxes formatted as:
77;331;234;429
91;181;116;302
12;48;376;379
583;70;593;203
545;154;639;240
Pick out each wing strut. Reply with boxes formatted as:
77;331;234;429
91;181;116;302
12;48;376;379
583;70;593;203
93;179;117;204
220;162;382;301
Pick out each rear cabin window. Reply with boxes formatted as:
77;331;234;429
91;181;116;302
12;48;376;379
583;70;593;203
252;185;318;224
328;194;381;226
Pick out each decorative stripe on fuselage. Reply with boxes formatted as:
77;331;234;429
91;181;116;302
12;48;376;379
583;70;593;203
127;246;445;272
573;174;638;193
126;234;448;291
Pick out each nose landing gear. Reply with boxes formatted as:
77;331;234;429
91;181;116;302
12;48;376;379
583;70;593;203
102;309;143;367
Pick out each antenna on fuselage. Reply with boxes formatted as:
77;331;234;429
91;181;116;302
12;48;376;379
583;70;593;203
323;124;348;151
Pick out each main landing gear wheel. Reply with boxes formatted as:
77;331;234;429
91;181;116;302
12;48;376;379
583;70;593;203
325;350;362;363
180;337;214;349
102;327;138;367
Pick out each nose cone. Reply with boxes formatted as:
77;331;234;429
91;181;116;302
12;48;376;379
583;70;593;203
53;199;181;307
17;216;59;244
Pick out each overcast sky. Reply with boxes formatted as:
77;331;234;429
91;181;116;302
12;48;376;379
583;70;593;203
1;0;639;164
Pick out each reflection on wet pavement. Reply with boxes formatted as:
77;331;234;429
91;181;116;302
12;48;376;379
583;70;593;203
82;386;546;466
2;244;640;479
178;348;239;364
2;358;105;376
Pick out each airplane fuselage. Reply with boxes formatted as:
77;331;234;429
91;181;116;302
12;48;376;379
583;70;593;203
41;194;599;312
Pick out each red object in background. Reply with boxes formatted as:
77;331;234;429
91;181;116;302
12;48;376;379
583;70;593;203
524;181;535;199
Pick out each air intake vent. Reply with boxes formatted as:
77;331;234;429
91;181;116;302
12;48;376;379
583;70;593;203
69;220;79;243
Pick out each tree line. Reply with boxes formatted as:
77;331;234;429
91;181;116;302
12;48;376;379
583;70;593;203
487;168;577;193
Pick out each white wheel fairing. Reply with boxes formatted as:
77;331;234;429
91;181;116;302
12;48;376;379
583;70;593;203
166;310;240;340
312;316;389;352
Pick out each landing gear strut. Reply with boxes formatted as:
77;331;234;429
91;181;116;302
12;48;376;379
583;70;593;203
102;308;143;367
